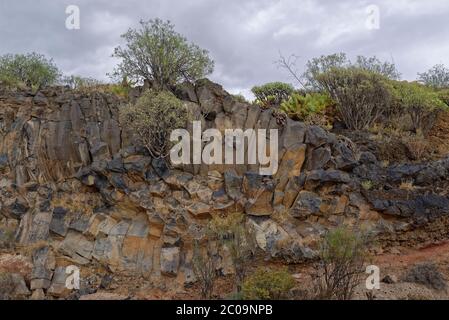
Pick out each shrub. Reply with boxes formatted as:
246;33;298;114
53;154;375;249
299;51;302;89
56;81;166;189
313;226;368;300
119;89;188;158
210;212;256;293
0;52;60;89
361;180;373;191
401;133;429;160
112;19;214;89
251;82;294;108
418;64;449;89
437;88;449;105
242;268;295;300
281;92;333;123
303;53;349;91
232;94;248;104
403;263;447;291
303;53;400;91
192;239;217;300
316;67;392;130
354;55;401;80
392;81;448;134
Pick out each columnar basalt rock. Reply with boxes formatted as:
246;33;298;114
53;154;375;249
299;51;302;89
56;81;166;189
1;80;449;298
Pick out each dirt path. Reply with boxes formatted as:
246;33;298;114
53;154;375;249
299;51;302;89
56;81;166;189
375;241;449;272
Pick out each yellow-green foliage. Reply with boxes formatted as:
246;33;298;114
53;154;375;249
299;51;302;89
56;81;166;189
113;19;214;89
315;226;368;300
119;89;188;158
320;226;367;263
232;94;248;104
391;81;448;133
107;84;129;98
316;67;392;130
252;82;294;108
361;180;373;190
0;52;60;89
242;268;295;300
281;92;333;121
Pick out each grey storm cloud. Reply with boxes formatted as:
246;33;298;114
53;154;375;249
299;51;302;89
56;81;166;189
0;0;448;98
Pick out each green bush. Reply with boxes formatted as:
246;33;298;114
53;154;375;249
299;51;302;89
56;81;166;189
391;81;448;134
303;53;349;91
314;226;368;300
418;64;449;89
119;89;188;158
316;67;392;130
113;19;214;89
281;92;333;122
251;82;294;108
0;52;60;89
242;268;295;300
303;53;400;91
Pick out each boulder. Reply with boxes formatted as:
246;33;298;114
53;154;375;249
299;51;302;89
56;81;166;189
290;191;322;218
243;173;275;216
160;247;180;276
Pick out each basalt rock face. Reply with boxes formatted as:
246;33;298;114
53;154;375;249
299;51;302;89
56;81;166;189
1;81;449;298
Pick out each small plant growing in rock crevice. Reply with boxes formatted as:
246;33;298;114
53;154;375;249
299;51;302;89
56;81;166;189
242;267;295;300
210;212;257;294
361;180;374;191
119;89;188;158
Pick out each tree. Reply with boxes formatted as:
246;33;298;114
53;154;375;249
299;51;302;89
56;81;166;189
302;53;349;90
119;89;188;158
354;55;401;80
392;81;448;134
418;64;449;89
316;67;392;130
251;82;294;108
112;19;214;89
242;268;295;300
300;53;400;90
0;52;60;89
62;75;103;89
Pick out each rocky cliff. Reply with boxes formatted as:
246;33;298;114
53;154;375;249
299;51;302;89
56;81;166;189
1;80;449;298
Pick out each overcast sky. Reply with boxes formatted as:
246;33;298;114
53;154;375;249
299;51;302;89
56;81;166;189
0;0;448;98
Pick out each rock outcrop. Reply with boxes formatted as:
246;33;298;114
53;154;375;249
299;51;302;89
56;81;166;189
1;80;449;298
